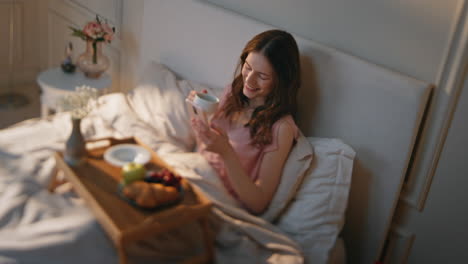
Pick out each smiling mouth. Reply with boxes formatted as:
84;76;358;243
245;85;259;92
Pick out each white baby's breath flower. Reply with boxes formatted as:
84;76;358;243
57;85;99;119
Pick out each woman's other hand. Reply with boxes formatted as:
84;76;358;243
191;118;231;155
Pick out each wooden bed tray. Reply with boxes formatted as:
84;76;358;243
48;137;213;264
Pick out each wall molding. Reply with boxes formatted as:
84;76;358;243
0;2;14;70
0;0;41;89
382;227;416;264
14;1;23;66
401;0;468;210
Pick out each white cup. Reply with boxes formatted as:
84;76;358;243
186;92;219;124
192;93;219;114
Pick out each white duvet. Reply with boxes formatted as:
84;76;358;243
0;93;303;264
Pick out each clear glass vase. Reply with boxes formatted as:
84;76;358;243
77;40;110;79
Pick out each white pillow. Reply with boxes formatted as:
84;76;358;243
276;137;355;264
127;62;216;151
261;131;314;222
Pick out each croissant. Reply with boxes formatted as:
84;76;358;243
150;184;178;204
122;181;179;208
136;183;158;208
122;181;146;200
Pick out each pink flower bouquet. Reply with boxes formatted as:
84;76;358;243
70;15;115;43
70;15;115;68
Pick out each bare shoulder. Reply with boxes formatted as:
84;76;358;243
276;120;295;149
276;115;297;141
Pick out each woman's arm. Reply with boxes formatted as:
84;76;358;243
193;118;294;214
223;122;294;214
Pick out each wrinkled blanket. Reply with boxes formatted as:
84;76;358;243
0;93;303;264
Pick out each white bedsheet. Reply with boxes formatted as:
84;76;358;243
0;93;303;264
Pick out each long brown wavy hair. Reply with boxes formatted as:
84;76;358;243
218;29;301;147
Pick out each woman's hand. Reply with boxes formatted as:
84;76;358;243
191;118;232;156
185;89;208;103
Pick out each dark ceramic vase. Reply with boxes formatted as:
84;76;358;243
64;117;86;167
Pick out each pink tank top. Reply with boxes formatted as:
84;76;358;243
200;87;299;200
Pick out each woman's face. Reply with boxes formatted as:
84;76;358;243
241;52;275;106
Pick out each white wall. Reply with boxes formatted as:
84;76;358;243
204;0;461;84
119;0;144;92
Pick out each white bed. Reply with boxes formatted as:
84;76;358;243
0;0;431;263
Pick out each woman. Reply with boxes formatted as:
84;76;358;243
189;29;301;214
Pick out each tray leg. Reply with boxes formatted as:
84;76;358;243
48;168;69;193
199;218;214;263
47;166;61;192
117;242;128;264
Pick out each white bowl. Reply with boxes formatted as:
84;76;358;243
103;144;151;167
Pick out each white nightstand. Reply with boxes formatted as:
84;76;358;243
37;68;112;117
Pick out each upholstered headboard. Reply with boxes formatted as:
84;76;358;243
139;1;432;263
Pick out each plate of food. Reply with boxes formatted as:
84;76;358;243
104;144;151;167
118;168;184;210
